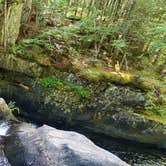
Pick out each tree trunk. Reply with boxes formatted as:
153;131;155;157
0;1;24;46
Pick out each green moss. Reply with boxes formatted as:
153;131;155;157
39;77;64;89
10;44;32;59
79;66;166;94
81;68;134;85
145;92;166;109
39;76;91;98
9;38;54;59
138;92;166;124
141;106;166;124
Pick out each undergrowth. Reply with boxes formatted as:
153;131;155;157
142;91;166;123
10;38;54;58
39;76;91;98
8;101;20;115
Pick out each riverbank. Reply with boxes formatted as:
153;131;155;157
0;62;166;149
0;98;166;166
0;98;129;166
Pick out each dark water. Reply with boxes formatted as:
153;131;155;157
20;117;166;166
82;130;166;166
2;120;166;166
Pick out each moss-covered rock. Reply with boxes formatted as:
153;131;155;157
0;70;166;149
0;54;43;77
92;112;166;149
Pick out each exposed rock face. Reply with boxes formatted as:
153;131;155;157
0;55;43;77
0;68;166;149
5;124;129;166
93;112;166;148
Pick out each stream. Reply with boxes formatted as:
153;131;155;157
85;131;166;166
1;119;166;166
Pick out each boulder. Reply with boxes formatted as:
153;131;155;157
0;98;11;166
5;124;129;166
0;137;11;166
0;55;43;78
0;98;9;119
93;112;166;149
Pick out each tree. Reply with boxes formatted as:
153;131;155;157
0;0;25;47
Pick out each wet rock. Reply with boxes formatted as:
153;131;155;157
93;112;166;149
0;98;9;119
0;137;11;166
0;99;11;165
5;124;129;166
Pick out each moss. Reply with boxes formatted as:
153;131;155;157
140;106;166;124
136;91;166;124
39;76;91;98
9;38;53;60
0;54;43;77
78;67;166;94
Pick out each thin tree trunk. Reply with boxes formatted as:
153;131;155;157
3;0;7;49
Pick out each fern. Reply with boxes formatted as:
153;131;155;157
149;39;166;51
39;76;91;98
112;40;126;49
8;101;20;115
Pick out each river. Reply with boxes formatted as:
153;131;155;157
0;118;166;166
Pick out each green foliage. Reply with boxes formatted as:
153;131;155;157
148;24;166;52
112;40;126;49
10;37;54;58
9;0;166;71
29;0;128;57
144;91;166;123
33;0;68;22
8;101;20;114
18;38;54;52
150;24;166;36
39;76;91;98
39;77;64;89
43;0;67;11
10;44;30;58
65;84;91;98
149;39;166;52
145;92;166;111
143;105;166;124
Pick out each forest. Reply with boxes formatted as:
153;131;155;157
0;0;166;166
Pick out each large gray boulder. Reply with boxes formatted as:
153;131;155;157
6;123;129;166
